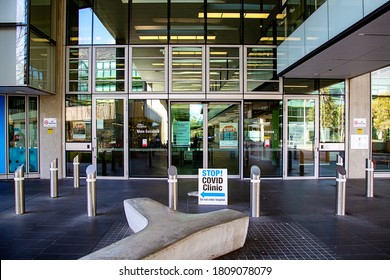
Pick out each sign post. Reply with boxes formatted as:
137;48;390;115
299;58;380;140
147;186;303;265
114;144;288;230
198;169;228;205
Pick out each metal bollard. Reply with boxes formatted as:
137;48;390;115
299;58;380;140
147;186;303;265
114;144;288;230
365;158;374;198
250;165;261;217
336;154;344;167
73;155;80;188
14;165;25;215
167;166;178;210
50;158;58;198
335;165;347;216
86;165;97;216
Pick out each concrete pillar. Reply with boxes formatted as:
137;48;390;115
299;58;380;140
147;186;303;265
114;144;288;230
39;0;65;179
348;73;371;179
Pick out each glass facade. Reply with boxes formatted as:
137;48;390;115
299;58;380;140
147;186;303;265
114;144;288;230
62;1;351;179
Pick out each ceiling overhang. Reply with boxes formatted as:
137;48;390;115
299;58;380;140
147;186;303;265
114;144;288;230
279;6;390;79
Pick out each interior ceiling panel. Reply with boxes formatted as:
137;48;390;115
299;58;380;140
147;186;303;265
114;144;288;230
281;8;390;79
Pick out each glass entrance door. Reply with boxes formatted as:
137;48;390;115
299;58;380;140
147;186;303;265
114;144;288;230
284;97;319;178
92;97;126;177
170;102;240;176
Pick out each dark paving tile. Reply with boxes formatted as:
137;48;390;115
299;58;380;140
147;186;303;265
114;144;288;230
0;177;390;260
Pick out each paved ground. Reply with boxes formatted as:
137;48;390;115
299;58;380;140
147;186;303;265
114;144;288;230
0;177;389;260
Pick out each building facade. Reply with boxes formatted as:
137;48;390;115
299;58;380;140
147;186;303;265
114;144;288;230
0;0;389;180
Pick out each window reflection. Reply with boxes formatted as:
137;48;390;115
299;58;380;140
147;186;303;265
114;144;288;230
244;100;282;177
206;0;241;44
209;47;240;92
131;0;167;44
131;47;166;92
9;96;26;172
65;94;92;142
372;66;390;173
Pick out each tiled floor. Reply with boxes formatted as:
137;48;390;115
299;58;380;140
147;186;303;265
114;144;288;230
0;177;389;260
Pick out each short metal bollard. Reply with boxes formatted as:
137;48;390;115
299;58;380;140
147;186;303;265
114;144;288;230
167;166;178;210
73;155;80;188
335;165;347;216
86;165;97;216
365;158;374;198
14;165;25;215
50;158;58;198
250;165;261;217
336;154;344;166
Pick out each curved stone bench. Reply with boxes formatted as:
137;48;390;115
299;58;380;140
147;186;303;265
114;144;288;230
81;197;249;260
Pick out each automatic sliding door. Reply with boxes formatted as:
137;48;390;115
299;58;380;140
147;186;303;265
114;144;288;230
93;98;126;177
171;102;240;176
285;97;318;178
171;103;203;175
208;103;239;175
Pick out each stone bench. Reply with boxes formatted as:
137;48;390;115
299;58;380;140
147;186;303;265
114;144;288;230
81;197;249;260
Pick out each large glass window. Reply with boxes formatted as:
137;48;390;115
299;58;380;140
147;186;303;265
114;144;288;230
65;94;92;143
372;67;390;173
246;46;279;92
171;46;204;92
131;0;168;44
131;47;166;92
170;0;205;44
319;81;345;143
94;47;127;93
244;100;282;177
208;47;241;92
205;0;241;44
68;47;90;93
29;32;55;92
128;100;168;177
67;1;93;45
93;0;128;44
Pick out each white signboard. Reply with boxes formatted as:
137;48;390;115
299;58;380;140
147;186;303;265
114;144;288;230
220;123;238;148
351;134;369;149
172;121;190;147
43;118;57;128
353;118;367;128
198;169;228;205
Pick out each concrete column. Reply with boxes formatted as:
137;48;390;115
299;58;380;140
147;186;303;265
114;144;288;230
39;0;65;179
348;73;371;179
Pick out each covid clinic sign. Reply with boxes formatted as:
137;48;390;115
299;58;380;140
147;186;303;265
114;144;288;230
198;169;228;205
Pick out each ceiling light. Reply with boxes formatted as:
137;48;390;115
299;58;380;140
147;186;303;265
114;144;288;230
139;35;216;40
199;12;269;19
